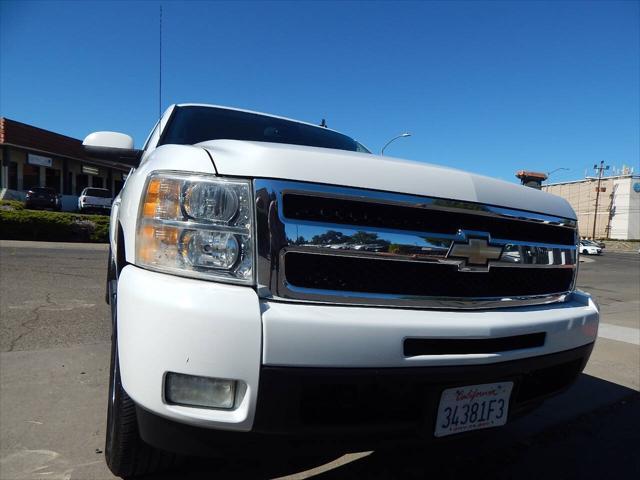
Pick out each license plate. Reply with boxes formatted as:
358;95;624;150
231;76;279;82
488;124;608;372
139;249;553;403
434;381;513;437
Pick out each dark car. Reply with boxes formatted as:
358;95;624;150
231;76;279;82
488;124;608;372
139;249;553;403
25;187;61;211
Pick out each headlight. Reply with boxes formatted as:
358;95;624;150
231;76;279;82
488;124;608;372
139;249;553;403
135;171;253;284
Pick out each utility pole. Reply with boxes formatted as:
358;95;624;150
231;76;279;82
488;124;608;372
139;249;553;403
592;160;609;239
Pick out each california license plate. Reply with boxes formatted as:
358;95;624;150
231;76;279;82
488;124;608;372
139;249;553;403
434;382;513;437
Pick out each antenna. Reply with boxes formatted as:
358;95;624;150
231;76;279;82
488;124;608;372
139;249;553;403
158;4;163;125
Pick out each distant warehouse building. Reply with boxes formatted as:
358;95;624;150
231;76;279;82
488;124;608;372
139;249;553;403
543;174;640;240
0;117;130;211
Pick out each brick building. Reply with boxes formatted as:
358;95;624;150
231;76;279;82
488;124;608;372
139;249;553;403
0;117;130;210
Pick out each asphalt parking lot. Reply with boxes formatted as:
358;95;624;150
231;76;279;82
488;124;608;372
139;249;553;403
0;241;638;480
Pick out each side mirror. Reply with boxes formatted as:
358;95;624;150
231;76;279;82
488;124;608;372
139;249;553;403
83;131;142;168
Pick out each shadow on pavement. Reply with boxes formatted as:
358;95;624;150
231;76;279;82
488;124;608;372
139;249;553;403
146;374;640;480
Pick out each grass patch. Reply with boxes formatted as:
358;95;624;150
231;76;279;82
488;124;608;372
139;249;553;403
0;201;109;243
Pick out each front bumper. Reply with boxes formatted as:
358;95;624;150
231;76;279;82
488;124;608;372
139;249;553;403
26;198;57;207
80;203;111;210
117;265;599;436
137;344;593;455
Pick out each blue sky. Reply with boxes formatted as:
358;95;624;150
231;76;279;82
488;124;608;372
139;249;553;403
1;0;638;183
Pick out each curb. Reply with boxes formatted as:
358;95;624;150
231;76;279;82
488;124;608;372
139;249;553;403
0;240;109;250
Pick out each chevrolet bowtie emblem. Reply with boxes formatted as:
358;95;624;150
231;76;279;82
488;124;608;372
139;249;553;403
448;238;503;270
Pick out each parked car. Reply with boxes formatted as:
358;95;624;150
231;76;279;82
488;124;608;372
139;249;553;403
84;104;599;478
24;187;61;211
579;240;603;255
78;187;113;213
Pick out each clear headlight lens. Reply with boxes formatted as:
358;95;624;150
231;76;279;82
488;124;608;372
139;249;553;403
183;183;240;222
180;231;239;269
135;172;253;284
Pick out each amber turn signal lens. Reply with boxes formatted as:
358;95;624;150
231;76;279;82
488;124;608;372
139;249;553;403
137;225;180;264
141;178;180;220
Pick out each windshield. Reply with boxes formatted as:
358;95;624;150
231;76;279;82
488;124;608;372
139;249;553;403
84;188;111;198
160;106;362;153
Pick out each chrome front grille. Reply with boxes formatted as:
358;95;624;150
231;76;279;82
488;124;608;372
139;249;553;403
254;179;578;309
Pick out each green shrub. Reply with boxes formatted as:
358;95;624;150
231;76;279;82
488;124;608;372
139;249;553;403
0;200;25;211
0;209;109;243
90;218;110;242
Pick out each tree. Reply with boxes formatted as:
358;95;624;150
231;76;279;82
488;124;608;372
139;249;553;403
310;230;348;245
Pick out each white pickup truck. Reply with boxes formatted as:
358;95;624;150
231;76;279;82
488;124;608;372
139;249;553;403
84;104;599;478
77;187;113;213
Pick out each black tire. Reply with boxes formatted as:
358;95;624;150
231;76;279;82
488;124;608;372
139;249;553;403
105;278;179;478
581;249;588;255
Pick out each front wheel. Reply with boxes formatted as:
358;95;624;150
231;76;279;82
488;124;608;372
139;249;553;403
105;279;179;478
581;249;589;255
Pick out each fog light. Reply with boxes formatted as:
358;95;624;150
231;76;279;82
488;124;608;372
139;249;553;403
165;372;236;409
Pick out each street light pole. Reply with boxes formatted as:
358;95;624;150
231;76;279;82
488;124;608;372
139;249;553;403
543;167;570;187
381;133;411;156
592;160;609;239
547;167;570;178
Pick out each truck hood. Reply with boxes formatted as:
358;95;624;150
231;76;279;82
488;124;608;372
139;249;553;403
198;140;575;220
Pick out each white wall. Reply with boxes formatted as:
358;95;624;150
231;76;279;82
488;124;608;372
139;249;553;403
610;178;640;240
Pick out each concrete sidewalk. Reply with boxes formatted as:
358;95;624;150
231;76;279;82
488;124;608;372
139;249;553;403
0;343;113;480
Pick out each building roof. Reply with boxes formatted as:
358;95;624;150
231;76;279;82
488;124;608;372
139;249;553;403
515;170;548;181
545;174;640;187
0;117;86;161
0;117;128;170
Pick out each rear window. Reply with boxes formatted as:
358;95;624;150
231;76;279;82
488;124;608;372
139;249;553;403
84;188;111;198
160;106;360;152
30;187;55;194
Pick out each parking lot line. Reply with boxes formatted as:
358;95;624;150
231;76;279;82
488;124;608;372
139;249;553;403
598;323;640;346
